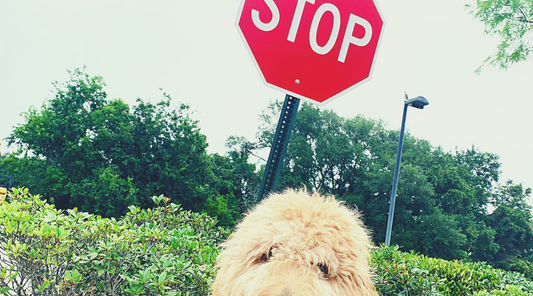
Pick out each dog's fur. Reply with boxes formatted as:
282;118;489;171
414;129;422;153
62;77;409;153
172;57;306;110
212;189;378;296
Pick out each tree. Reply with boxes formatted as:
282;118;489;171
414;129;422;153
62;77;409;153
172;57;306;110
466;0;533;71
3;69;218;218
488;181;533;277
207;139;262;225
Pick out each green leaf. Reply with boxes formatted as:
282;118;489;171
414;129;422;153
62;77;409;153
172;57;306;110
37;279;52;291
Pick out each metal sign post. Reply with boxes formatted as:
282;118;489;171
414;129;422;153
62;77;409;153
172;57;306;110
256;95;300;202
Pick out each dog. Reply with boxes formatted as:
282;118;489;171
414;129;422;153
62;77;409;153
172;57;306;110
212;189;378;296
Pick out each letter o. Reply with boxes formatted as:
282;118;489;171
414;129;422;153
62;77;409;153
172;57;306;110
309;3;341;55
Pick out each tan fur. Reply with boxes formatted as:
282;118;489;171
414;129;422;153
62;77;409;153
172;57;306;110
212;189;378;296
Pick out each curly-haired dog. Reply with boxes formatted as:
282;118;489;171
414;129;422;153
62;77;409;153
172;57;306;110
212;189;378;296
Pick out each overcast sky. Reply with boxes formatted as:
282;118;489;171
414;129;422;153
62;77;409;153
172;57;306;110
1;0;532;203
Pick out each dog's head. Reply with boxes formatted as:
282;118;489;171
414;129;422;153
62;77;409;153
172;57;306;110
212;189;378;296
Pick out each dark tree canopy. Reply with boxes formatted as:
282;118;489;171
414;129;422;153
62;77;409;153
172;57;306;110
2;69;240;221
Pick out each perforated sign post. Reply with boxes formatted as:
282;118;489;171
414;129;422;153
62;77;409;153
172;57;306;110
237;0;384;199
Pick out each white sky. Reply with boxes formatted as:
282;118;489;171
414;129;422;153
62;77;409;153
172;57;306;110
1;0;532;204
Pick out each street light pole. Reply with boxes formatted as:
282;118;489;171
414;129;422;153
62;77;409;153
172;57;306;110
385;94;428;246
385;103;408;247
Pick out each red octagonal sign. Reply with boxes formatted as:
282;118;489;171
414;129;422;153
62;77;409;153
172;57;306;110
237;0;384;105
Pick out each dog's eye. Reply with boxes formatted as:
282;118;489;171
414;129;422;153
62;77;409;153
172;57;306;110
317;263;329;276
259;248;273;262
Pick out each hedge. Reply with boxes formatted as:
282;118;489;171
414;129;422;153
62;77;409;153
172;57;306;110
373;245;533;295
2;188;533;295
0;188;229;296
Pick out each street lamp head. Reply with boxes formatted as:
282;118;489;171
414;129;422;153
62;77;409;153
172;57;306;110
405;96;429;109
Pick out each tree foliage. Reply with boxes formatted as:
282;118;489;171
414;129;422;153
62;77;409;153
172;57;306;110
467;0;533;71
250;101;533;276
1;69;258;223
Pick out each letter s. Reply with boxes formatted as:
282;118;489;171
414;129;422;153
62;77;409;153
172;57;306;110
251;0;280;31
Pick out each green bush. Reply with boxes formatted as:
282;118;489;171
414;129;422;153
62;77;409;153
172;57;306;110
373;245;533;296
0;188;229;296
3;188;533;296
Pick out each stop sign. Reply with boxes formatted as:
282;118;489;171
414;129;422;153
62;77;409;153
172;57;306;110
237;0;384;104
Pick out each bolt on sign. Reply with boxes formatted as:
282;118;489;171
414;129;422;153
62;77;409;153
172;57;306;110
237;0;384;105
